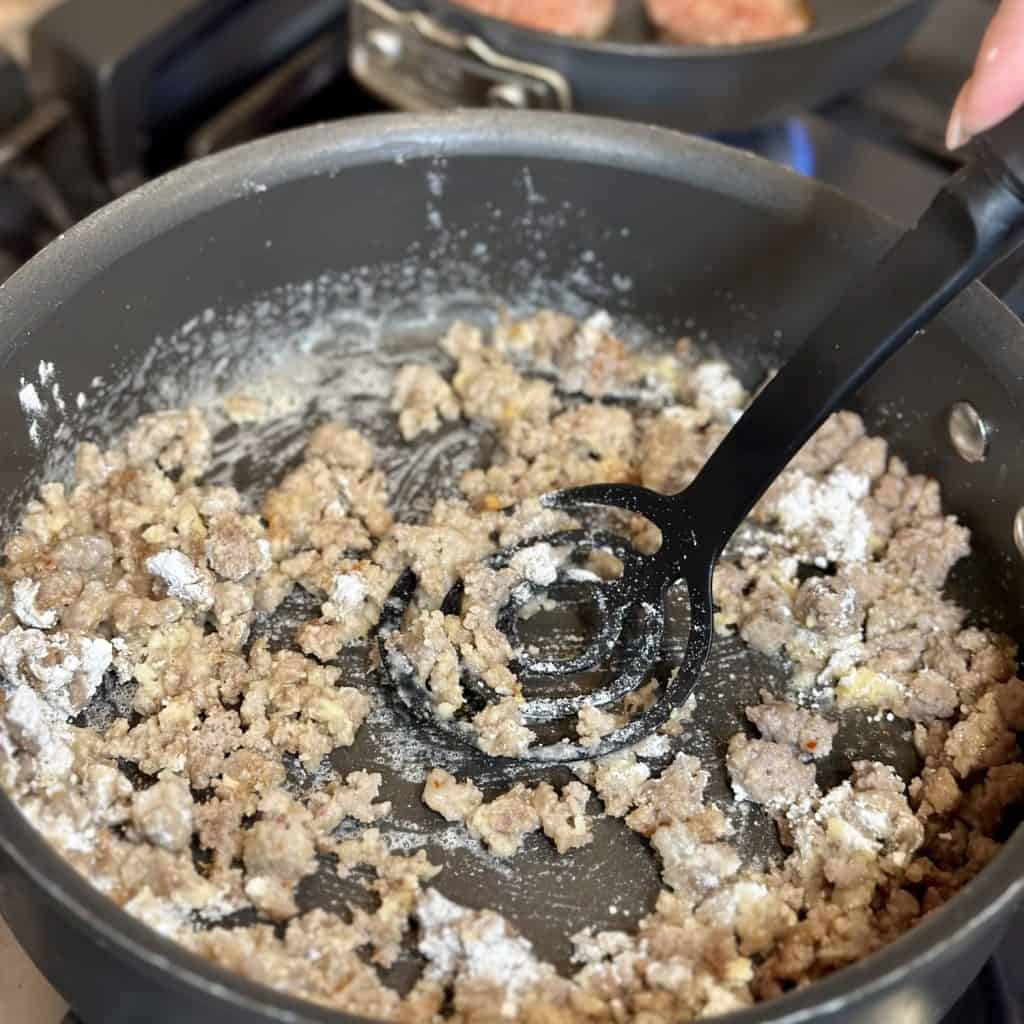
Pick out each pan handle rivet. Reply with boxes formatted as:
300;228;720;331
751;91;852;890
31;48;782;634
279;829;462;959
487;82;529;110
948;400;989;463
366;28;403;66
1014;509;1024;560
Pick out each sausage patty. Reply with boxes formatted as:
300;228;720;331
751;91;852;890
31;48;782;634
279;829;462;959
451;0;616;40
646;0;811;45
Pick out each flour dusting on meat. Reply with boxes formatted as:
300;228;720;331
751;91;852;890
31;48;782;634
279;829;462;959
0;307;1020;1022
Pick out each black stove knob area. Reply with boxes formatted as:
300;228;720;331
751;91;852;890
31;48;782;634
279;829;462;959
0;249;21;284
0;44;62;282
29;0;347;195
0;46;31;132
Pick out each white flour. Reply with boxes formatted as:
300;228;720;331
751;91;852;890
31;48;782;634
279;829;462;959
18;382;43;415
0;627;111;716
144;550;213;606
508;543;562;587
691;360;746;418
12;579;58;629
633;733;671;759
122;892;194;939
329;572;369;614
2;686;74;782
417;888;543;1017
24;795;96;854
775;466;871;564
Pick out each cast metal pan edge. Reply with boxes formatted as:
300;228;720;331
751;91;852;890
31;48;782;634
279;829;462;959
0;111;1022;1024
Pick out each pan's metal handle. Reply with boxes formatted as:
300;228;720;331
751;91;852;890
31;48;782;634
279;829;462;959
349;0;571;113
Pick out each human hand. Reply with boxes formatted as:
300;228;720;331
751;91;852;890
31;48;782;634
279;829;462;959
947;0;1024;149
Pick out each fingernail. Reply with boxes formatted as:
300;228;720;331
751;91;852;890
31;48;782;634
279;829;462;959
947;81;972;150
946;109;966;151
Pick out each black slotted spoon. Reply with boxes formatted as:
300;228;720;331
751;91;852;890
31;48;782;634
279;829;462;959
380;110;1024;762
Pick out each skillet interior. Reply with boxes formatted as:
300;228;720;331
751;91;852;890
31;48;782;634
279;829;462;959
0;112;1022;1024
367;0;934;133
424;0;922;56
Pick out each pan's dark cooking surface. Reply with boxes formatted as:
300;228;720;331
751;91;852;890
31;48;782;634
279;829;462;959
3;1;1024;1024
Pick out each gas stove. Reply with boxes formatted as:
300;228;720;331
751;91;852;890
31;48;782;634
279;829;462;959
2;0;1024;1022
0;0;1002;283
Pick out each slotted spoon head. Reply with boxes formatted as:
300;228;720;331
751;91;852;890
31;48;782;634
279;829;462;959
540;481;720;753
378;481;718;762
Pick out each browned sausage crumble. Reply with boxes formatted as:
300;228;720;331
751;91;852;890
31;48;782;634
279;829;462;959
1;309;1020;1022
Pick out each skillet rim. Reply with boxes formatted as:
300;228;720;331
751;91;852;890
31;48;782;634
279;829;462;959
0;109;1022;1024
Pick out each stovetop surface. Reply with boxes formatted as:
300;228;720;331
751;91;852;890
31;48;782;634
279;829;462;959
3;0;1024;1022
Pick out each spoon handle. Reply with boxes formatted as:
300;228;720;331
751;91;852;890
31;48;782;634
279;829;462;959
681;107;1024;557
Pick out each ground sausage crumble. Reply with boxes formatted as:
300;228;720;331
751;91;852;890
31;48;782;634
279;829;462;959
1;308;1021;1022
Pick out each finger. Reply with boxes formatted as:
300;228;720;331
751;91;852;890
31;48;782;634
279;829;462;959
948;0;1024;149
